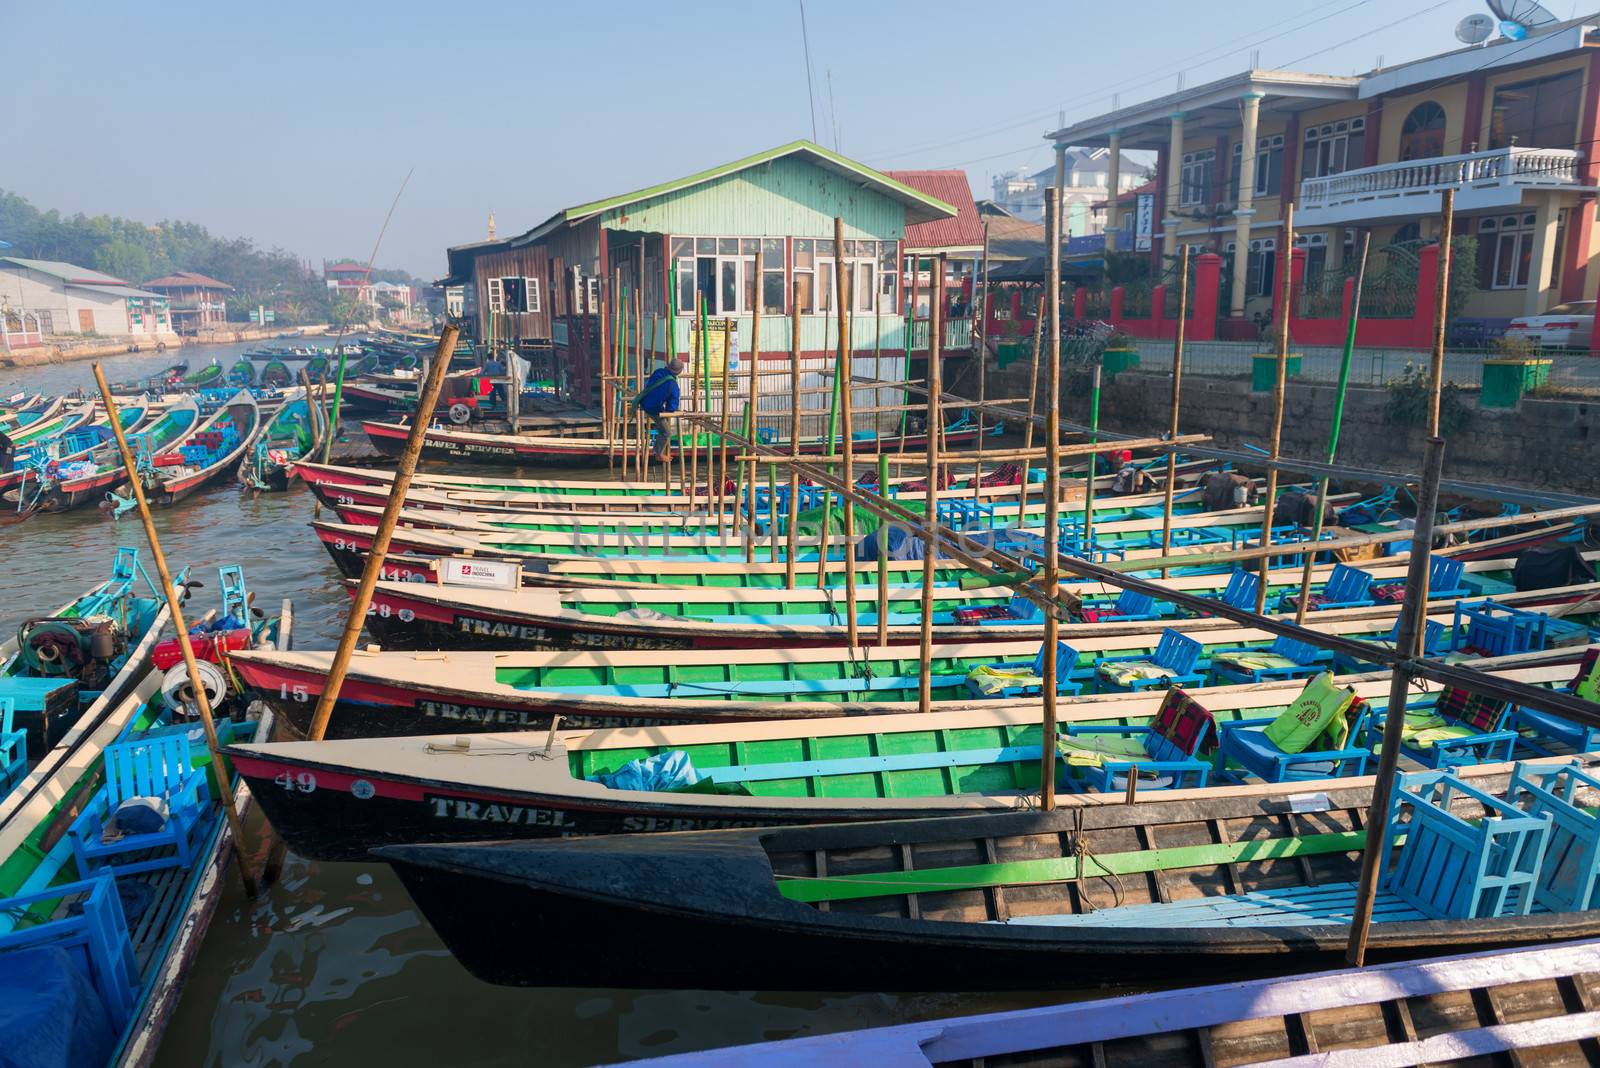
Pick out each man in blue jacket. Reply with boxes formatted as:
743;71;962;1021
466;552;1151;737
634;357;684;463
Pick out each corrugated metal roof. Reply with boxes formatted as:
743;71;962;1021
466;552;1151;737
142;271;232;290
70;283;164;299
0;257;130;286
514;140;958;246
886;171;985;254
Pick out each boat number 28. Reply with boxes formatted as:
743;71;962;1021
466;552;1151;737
274;771;317;793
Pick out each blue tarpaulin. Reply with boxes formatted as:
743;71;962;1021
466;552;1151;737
0;946;116;1068
592;750;701;791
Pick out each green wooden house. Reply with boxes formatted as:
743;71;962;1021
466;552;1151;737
507;140;957;438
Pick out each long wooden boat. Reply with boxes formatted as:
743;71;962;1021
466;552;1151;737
148;392;259;506
374;754;1600;989
6;400;93;450
624;938;1600;1066
0;548;171;781
0;395;65;439
228;657;1583;861
231;568;1557;736
294;455;1217;510
351;552;1585;652
181;363;223;388
0;402;153;496
361;418;986;467
15;397;200;514
0;594;291;1068
238;387;326;492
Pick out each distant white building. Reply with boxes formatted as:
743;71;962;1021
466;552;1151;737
0;257;172;347
991;148;1147;234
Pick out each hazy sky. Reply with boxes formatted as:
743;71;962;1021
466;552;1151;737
5;0;1534;277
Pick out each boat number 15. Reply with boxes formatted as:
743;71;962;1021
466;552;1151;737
274;771;317;793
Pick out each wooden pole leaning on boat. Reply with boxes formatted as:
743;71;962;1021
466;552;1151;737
1041;188;1063;811
747;252;765;564
1158;246;1190;577
877;451;890;647
1346;434;1446;968
917;253;946;714
92;363;260;898
718;314;734;549
973;222;990;503
608;267;620;471
1255;201;1295;614
786;280;803;589
1295;232;1371;625
1017;296;1047;529
1414;189;1455;610
834;217;859;650
1082;363;1102;551
306;325;460;743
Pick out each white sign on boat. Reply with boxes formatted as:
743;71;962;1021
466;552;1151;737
442;558;521;590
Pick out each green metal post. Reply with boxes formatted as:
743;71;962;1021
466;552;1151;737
320;346;352;463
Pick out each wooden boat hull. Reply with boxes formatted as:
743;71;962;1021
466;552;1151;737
362;419;984;468
375;788;1600;990
152;396;259;506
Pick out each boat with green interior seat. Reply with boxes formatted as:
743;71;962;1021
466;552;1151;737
238;387;327;492
373;751;1600;989
229;657;1584;861
13;396;201;514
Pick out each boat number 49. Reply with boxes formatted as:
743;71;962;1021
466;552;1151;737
274;771;317;793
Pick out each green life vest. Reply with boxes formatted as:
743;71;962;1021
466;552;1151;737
1263;672;1356;755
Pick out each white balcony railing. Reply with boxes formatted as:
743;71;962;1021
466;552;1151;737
1297;146;1586;224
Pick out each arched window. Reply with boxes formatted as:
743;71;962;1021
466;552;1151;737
1399;102;1446;161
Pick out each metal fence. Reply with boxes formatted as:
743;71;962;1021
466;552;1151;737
1129;338;1600;392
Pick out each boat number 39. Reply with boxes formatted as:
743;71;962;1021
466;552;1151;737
274;770;317;793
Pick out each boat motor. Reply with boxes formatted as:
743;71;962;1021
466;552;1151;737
16;615;127;688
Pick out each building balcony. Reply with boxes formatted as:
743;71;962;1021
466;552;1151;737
1295;146;1591;227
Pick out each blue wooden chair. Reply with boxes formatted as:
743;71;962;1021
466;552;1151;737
1215;695;1372;784
1078;588;1161;623
1505;761;1600;913
966;641;1083;699
1331;618;1446;674
1060;686;1216;792
1371;555;1472;606
0;875;138;1027
1507;649;1600;755
68;734;211;878
1448;601;1548;659
1209;634;1329;684
1383;769;1550;919
1279;563;1375;613
1363;685;1518;769
0;699;25;797
1094;629;1206;693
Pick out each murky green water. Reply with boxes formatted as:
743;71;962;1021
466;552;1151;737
0;342;1092;1066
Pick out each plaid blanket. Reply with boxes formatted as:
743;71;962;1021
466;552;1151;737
1435;686;1509;733
1151;686;1216;755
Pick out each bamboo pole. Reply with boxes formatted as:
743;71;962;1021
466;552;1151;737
1017;294;1047;523
834;219;859;649
973;224;990;502
815;264;844;588
1082;363;1102;551
1159;246;1190;576
900;252;918;459
746;251;765;563
741;433;1205;468
1295;232;1372;624
608;267;620;471
786;281;803;589
634;287;645;480
92;364;259;898
305;326;459;742
718;314;733;548
1255;202;1295;614
1041;189;1063;811
917;253;946;715
1428;189;1455;440
876;451;890;647
691;294;708;506
663;241;676;495
1346;434;1446;967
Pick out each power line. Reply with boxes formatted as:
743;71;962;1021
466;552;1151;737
799;0;818;143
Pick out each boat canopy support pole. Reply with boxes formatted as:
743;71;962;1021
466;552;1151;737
306;325;460;742
92;364;261;898
1159;246;1189;577
1041;188;1063;811
1256;202;1295;614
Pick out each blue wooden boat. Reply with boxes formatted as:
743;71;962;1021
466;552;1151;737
0;575;292;1068
621;938;1600;1065
238;387;327;492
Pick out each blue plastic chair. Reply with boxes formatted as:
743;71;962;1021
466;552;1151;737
68;734;211;877
1215;694;1372;784
1209;634;1329;684
0;700;25;797
1332;618;1447;674
1449;601;1549;659
1428;556;1471;599
0;875;138;1025
1094;629;1206;693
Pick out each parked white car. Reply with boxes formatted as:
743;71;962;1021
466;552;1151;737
1503;301;1595;350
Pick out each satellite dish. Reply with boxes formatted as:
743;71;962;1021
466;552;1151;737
1486;0;1561;39
1456;13;1496;43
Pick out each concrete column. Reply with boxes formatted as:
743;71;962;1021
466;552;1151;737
1326;228;1346;273
1229;93;1263;318
1053;142;1067;189
1525;194;1563;316
1104;131;1122;251
1162;113;1186;257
